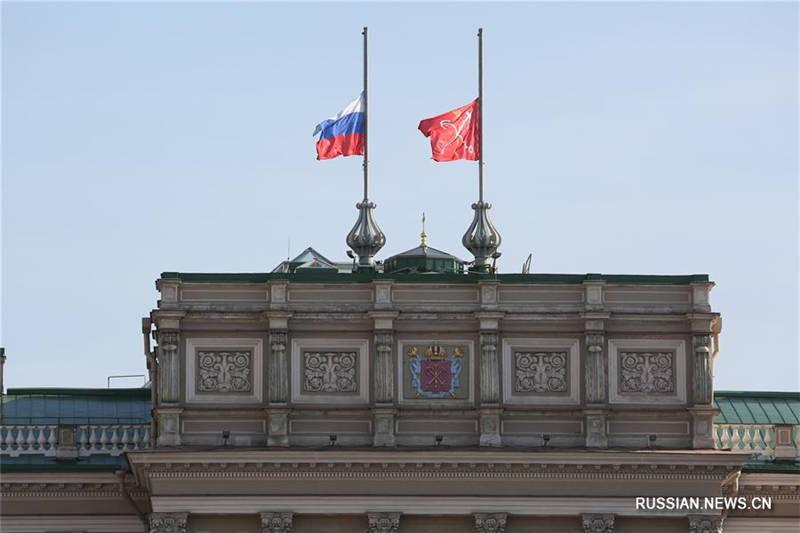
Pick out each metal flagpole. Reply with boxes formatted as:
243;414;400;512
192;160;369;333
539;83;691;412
363;26;368;201
478;27;484;204
346;26;385;269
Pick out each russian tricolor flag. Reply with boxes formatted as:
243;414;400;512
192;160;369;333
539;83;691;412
313;93;365;160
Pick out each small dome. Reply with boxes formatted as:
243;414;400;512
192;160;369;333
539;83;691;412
384;214;464;274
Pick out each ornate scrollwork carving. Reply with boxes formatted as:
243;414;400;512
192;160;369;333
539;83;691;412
303;352;357;393
619;352;674;393
514;352;567;393
688;515;723;533
197;351;251;392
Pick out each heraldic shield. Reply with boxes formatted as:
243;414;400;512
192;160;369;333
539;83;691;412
408;343;464;399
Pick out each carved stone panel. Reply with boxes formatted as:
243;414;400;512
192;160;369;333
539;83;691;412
608;339;686;405
291;339;369;405
302;352;358;393
619;352;674;394
514;351;568;393
197;351;251;393
502;338;580;405
185;338;263;404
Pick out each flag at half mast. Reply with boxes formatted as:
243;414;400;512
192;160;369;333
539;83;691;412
313;92;364;160
418;99;480;162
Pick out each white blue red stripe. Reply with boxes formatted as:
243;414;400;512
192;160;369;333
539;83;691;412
313;93;365;160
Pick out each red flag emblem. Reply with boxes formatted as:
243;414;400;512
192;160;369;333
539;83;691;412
418;99;480;162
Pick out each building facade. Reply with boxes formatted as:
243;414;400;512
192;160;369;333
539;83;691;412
2;256;798;532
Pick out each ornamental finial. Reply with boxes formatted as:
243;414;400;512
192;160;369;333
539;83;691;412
462;201;501;273
420;212;428;248
346;200;385;269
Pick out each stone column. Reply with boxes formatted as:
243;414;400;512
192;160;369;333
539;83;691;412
688;515;723;533
368;512;400;533
156;330;180;404
688;314;720;449
581;513;614;533
474;512;507;533
148;512;188;533
269;332;289;403
260;512;293;533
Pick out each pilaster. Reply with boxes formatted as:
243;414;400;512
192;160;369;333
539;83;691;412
374;330;394;404
584;331;606;404
474;512;507;533
688;407;718;449
367;512;400;533
688;515;723;533
582;513;614;533
479;331;501;404
260;512;293;533
156;329;181;404
583;313;608;449
148;512;187;533
692;334;713;405
269;331;289;404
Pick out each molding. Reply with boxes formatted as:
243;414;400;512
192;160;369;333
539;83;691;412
608;338;686;405
149;495;735;517
291;338;370;405
502;338;581;405
185;337;264;404
0;515;145;532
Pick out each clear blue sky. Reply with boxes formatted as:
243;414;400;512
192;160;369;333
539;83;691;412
2;2;797;391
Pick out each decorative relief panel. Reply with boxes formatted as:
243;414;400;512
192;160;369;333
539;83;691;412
619;352;674;393
197;351;251;393
514;351;568;393
608;339;686;405
291;338;369;405
302;351;358;393
185;338;263;404
397;340;474;405
502;339;580;405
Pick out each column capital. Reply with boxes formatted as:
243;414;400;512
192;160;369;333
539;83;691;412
581;513;614;533
260;511;293;533
688;514;723;533
367;512;400;533
474;512;507;533
148;512;187;533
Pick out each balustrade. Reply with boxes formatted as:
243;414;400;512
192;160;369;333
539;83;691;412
1;423;151;457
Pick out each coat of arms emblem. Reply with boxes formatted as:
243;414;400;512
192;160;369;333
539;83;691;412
408;343;464;399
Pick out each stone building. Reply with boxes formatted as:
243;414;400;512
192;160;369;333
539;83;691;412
2;242;799;532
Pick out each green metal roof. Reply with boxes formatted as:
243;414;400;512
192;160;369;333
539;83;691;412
714;391;800;425
161;271;710;285
2;388;151;425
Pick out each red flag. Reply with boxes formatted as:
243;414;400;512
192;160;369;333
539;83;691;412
418;99;480;162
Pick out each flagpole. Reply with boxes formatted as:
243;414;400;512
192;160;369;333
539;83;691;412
346;26;385;269
478;27;484;204
363;26;369;201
